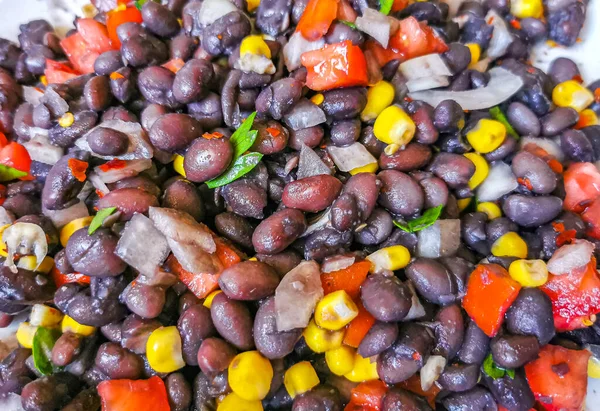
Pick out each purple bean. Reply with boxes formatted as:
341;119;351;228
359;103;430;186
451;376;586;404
458;319;490;365
288;126;324;150
381;388;432;411
561;128;595;162
433;99;465;133
406;258;457;305
121;315;161;354
94;50;123;75
283;175;342;213
358;322;399;358
178;304;216;365
377;170;424;217
137;66;179;108
141;1;180;37
210;292;254;350
173;59;214;104
511;151;556;194
166;373;193;411
438;363;480;392
360;275;412;322
219;261;280;301
325;22;364;46
66;228;126;277
505;288;555;345
379;143;432;172
97;188;159;220
254;297;302;359
490;334;539;369
507;102;540;136
412;104;439;145
428;152;475;188
540;107;579;136
183;136;233;182
321;88;366;121
86;127;129;156
331;193;360;232
197;337;236;377
502;194;563;227
354;208;393;245
162;178;205;222
95;342;144;380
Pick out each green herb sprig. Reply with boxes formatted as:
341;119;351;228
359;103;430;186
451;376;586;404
393;205;444;233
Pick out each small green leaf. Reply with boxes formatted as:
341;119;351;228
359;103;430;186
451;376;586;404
380;0;394;15
506;368;515;379
489;106;519;140
393;205;444;233
88;207;117;235
206;152;263;189
230;112;258;159
339;20;357;29
483;354;505;380
0;164;27;182
32;327;61;376
134;0;159;10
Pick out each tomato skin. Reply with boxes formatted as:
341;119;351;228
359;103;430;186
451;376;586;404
76;18;114;53
60;32;99;74
582;197;600;239
296;0;339;41
345;380;387;411
44;59;79;84
321;261;370;300
563;162;600;213
51;267;91;288
97;376;170;411
462;264;521;337
343;302;375;348
106;7;144;48
0;142;32;175
301;41;369;91
525;344;590;411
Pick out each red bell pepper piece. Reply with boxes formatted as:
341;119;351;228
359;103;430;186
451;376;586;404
301;40;369;91
525;344;590;411
563;162;600;213
0;142;32;179
321;261;370;300
296;0;339;41
462;264;521;337
60;32;99;74
51;267;91;288
97;376;170;411
345;380;388;411
76;18;114;53
396;374;441;409
541;257;600;332
582;197;600;239
0;132;9;149
106;6;144;48
44;59;79;84
343;302;375;348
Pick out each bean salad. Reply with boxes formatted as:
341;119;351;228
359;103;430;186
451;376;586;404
0;0;598;409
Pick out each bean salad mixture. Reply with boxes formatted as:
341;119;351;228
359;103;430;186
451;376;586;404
0;0;598;409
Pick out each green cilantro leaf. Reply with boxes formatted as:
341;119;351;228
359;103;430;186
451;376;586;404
32;327;61;376
483;354;516;380
339;20;357;29
0;164;27;182
393;205;444;233
134;0;159;10
206;152;263;189
380;0;394;15
489;106;519;140
88;207;117;235
229;112;258;159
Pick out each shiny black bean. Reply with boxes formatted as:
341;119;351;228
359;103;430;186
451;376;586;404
483;370;534;411
330;119;361;147
97;187;158;220
51;332;81;367
582;125;600;161
343;172;379;221
122;282;166;319
502;194;563;227
490;334;539;369
283;175;342;213
377;170;424;217
288;126;324;150
521;18;547;41
429;152;475;188
377;323;435;384
485;217;518;245
511;151;556;194
55;284;126;327
506;102;540;136
214;212;253;249
137;66;179;108
2;194;39;218
219;261;279;301
252;208;307;254
412;104;439;145
541;107;579;136
256;0;293;36
460;16;493;48
109;67;136;104
173;59;214;104
321;88;366;121
358;322;398;358
86;127;129;156
433;100;464;133
441;386;498;411
252;120;289;154
381;388;432;411
94;50;123;75
165;373;193;411
360;125;387;157
256;251;302;279
210;292;254;350
149;113;203;153
548;57;580;84
161;178;204;221
361;275;412;322
402;1;443;22
121;32;168;68
304;228;352;261
95;342;144;380
21;373;81;411
254;297;302;359
292;384;342;411
458;319;490;365
325;22;364;46
256;78;304;120
202;11;251;56
120;315;160;355
197;337;236;378
434;304;464;359
181;134;232;181
169;34;197;62
222;180;267;219
405;258;457;305
141;1;180;37
439;363;480;393
379;143;432;172
331;193;360;232
31;103;51;129
354;208;393;245
561;128;595;162
470;70;489;89
41;152;88;210
66;228;126;277
48;110;98;148
188;92;223;129
83;75;111;111
505;288;555;345
102;106;138;123
61;388;101;411
178;304;216;365
485;136;517;162
547;1;585;46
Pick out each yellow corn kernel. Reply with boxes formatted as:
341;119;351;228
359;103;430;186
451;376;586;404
173;154;186;178
575;108;599;129
246;0;261;12
361;81;395;122
218;392;263;411
60;216;94;247
16;322;38;349
373;105;416;155
315;290;359;331
508;259;548;287
81;3;98;18
228;351;273;401
303;319;344;353
17;256;54;274
466;119;506;154
310;93;324;106
240;35;271;59
146;326;186;373
62;315;96;336
457;197;472;212
284;361;320;398
552;80;594;112
589;356;600;379
40;75;48;86
366;245;411;273
203;290;222;309
30;304;63;328
464;152;489;189
325;345;356;376
466;43;481;68
476;202;502;220
349;162;378;175
510;0;543;18
491;232;528;259
58;112;75;128
344;352;379;382
0;224;10;257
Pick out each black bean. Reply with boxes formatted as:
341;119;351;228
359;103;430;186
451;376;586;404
61;388;101;411
377;170;424;217
221;180;267;219
540;107;579;136
188;92;223;129
252;208;306;254
502;194;563;227
121;315;161;354
97;187;159;220
166;373;193;411
405;258;457;305
252;121;289;154
162;178;205;222
321;88;366;121
458;319;490;365
48;111;98;148
173;59;214;104
360;125;387;156
304;228;352;262
51;332;81;367
292;384;342;411
358;322;398;358
547;1;585;46
256;0;293;36
470;70;489;89
202;11;251;56
490;334;539;369
288;126;324;150
254;297;302;359
360;275;412;322
325;22;365;46
21;373;81;411
137;66;179;108
256;78;304;120
561;128;595;162
330;119;361;147
381;388;432;411
109;67;136;104
483;370;535;411
434;304;464;360
86;127;129;156
210;292;254;350
354;208;393;245
581;125;600;161
548;57;580;84
94;50;123;75
178;304;216;365
142;1;180;37
331;193;360;232
256;251;302;279
506;102;540;137
219;261;279;301
441;386;498;411
95;342;144;380
505;288;555;345
429;152;475;188
121;34;169;68
402;1;443;22
485;136;517;162
122;282;166;319
55;284;126;327
197;337;236;378
41;152;88;210
412;104;439;145
149;113;203;153
511;151;556;194
486;217;519;245
434;100;465;133
520;18;547;42
438;363;480;392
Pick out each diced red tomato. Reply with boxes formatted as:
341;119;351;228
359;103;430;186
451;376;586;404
97;376;170;411
106;6;144;48
0;142;32;177
60;32;99;74
345;380;388;411
44;59;79;84
337;0;357;23
51;267;91;288
462;264;521;337
68;158;89;182
321;261;370;300
296;0;339;41
563;162;600;213
0;132;9;149
391;0;409;12
343;302;375;348
541;257;600;331
396;374;441;409
582;197;600;239
301;40;369;91
525;344;590;411
76;18;114;53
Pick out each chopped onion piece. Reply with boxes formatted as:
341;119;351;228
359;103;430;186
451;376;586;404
76;120;154;161
167;239;222;275
0;393;25;411
149;207;216;253
421;355;447;391
485;10;513;59
327;142;377;172
321;254;356;273
275;260;324;331
301;209;332;238
404;281;426;320
297;144;332;179
88;172;110;196
234;53;276;75
408;67;524;110
197;0;238;27
476;161;518;202
417;219;461;258
94;159;153;184
283;32;325;71
2;223;48;273
400;54;453;80
355;8;391;48
547;240;595;275
115;214;170;278
43;201;89;229
0;207;15;227
406;76;450;92
22;86;43;105
24;134;64;165
283;99;327;131
520;137;565;161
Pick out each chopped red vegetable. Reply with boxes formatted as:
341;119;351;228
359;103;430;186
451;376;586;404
0;132;9;149
296;0;339;41
99;159;127;172
51;267;91;288
462;264;521;337
525;344;590;411
60;32;99;74
563;162;600;213
44;59;79;84
321;261;370;300
336;0;357;22
76;18;114;54
345;380;388;411
396;374;441;408
343;302;375;348
0;142;32;178
97;376;170;411
68;158;89;182
301;40;369;91
162;58;186;73
106;6;144;48
541;257;600;331
582;197;600;239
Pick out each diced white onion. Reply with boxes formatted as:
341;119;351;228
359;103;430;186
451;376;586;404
485;10;513;59
24;134;64;165
421;355;447;391
547;240;595;275
283;32;325;72
148;207;216;254
327;142;377;173
406;75;450;92
42;201;89;229
283;99;327;131
76;120;154;161
2;223;48;273
400;54;453;80
321;255;356;273
197;0;238;27
94;159;153;184
417;219;461;258
301;209;332;238
476;161;518;202
22;86;43;105
355;8;391;48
